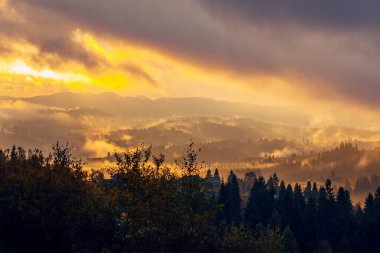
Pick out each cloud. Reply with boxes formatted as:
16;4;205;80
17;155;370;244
0;1;104;69
83;139;120;158
4;0;380;109
11;0;230;68
121;63;157;87
0;99;116;157
199;1;380;31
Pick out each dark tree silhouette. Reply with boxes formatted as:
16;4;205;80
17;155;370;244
0;142;380;253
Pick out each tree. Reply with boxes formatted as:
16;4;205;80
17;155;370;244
283;226;298;253
334;187;354;251
276;181;287;222
325;179;335;203
215;182;228;225
317;241;332;253
225;170;242;225
245;177;273;228
206;168;212;179
364;193;375;214
112;142;218;251
312;182;319;200
301;197;318;252
5;142;380;253
267;173;279;198
281;184;294;226
304;181;312;201
268;209;282;229
374;186;380;212
317;186;329;239
214;168;220;179
0;144;114;252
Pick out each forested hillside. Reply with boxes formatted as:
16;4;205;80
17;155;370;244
0;143;379;253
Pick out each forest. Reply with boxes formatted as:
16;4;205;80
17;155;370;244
0;143;379;253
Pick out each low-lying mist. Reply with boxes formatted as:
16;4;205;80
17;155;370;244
1;93;380;203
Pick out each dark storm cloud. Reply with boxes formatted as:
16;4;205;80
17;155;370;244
8;0;380;107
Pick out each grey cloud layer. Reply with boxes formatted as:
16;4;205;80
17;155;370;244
199;0;380;31
0;2;103;68
7;0;380;107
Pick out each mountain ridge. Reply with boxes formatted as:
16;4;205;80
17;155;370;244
15;92;309;126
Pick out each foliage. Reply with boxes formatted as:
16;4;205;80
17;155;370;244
0;144;114;252
1;142;380;252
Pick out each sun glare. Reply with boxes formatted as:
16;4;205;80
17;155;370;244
5;60;90;83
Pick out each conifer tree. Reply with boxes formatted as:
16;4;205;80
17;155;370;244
215;182;228;225
364;193;374;214
283;226;298;253
334;187;354;250
304;181;312;201
325;179;335;203
312;182;319;200
317;240;332;253
302;197;318;252
226;170;241;225
291;183;305;239
214;168;220;179
206;168;212;179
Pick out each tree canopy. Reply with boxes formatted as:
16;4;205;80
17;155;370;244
0;143;379;252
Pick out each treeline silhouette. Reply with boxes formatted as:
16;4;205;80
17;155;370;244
0;143;380;253
215;172;380;253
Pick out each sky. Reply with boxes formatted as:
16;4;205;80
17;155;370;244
1;0;380;128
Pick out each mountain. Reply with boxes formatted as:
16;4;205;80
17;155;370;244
1;92;380;158
2;92;380;190
22;92;309;126
104;116;380;158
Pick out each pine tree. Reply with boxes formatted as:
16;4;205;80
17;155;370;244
276;181;287;222
336;187;353;215
225;170;241;225
325;179;335;202
268;209;282;229
337;237;352;253
283;225;298;253
317;240;332;253
282;184;294;226
206;168;212;179
360;191;380;253
291;183;305;240
312;182;319;200
245;176;274;228
214;168;220;181
317;186;329;239
215;182;228;225
302;197;318;252
334;187;354;250
267;173;279;198
374;186;380;212
245;177;263;229
364;193;374;214
304;181;312;201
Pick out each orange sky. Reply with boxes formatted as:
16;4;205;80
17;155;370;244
1;0;380;128
0;28;292;106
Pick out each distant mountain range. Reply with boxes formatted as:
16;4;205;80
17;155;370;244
2;92;380;199
20;92;309;126
1;92;380;165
